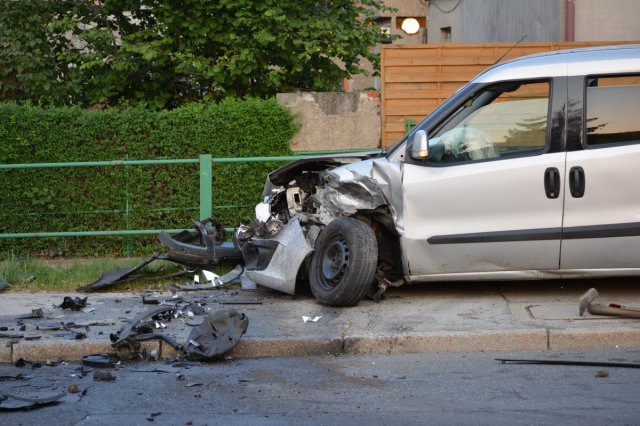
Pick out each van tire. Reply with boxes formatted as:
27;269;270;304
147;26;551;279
309;217;378;307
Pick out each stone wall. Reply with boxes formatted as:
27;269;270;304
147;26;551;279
276;92;381;152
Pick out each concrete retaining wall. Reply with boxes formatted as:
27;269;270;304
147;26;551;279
276;92;381;152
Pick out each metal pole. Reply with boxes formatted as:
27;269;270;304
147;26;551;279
199;154;213;220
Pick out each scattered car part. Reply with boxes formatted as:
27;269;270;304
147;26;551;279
185;310;248;361
578;288;640;318
134;333;183;351
496;358;640;368
172;265;243;291
93;371;116;381
0;333;24;339
309;217;378;306
17;308;44;320
219;300;262;305
81;354;117;369
110;305;175;360
0;373;31;381
0;392;66;411
78;255;162;292
58;296;88;311
158;218;243;267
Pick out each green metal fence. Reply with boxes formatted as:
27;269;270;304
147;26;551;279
0;150;381;240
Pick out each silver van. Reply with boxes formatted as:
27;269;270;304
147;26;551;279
234;45;640;306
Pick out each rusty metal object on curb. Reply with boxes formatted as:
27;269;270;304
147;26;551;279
578;288;640;318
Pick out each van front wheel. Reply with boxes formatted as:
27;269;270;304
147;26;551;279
309;217;378;307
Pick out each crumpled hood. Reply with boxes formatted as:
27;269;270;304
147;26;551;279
263;151;383;195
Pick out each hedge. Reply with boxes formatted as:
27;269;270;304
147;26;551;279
0;99;297;257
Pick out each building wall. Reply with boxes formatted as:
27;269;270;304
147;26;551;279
276;92;381;151
574;0;640;41
427;0;565;43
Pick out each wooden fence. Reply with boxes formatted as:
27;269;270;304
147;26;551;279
380;41;634;147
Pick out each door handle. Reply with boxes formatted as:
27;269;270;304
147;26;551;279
569;166;585;198
544;167;560;199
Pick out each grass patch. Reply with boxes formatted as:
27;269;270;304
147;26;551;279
0;256;231;292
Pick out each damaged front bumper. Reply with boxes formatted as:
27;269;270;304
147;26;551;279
235;217;313;295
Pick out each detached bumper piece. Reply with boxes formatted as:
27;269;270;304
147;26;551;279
158;218;243;267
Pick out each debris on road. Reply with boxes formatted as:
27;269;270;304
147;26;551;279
77;219;244;292
110;305;178;360
496;358;640;368
302;316;322;323
185;310;248;361
172;265;243;291
93;371;116;381
81;354;117;369
578;288;640;318
0;391;66;411
58;296;88;311
17;308;44;320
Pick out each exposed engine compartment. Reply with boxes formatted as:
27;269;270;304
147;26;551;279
234;154;405;299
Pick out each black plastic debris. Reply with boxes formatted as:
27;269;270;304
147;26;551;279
79;254;162;292
93;371;116;381
0;392;66;411
110;305;178;360
158;218;242;267
81;354;117;369
0;373;31;381
147;412;162;422
0;333;24;339
185;310;248;361
14;359;42;369
58;296;88;311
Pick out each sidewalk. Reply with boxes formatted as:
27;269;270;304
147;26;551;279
1;278;640;363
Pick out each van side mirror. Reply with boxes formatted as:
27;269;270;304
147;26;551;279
409;130;429;160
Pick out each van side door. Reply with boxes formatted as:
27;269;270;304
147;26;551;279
560;72;640;269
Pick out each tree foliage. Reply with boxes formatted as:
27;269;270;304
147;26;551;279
0;0;392;109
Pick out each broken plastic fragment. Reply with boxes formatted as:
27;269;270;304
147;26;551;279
202;270;220;285
58;296;88;311
302;316;322;323
185;310;248;361
93;371;116;381
0;391;66;411
173;265;243;291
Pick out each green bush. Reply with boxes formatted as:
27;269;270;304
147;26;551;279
0;99;297;257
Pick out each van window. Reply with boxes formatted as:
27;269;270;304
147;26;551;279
586;75;640;146
427;81;550;164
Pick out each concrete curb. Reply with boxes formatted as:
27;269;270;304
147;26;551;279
548;328;640;350
4;327;640;363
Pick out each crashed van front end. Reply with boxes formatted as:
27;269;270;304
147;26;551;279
234;152;406;306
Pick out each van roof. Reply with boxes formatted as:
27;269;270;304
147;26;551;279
475;44;640;83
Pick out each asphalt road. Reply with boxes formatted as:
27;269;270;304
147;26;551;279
2;348;640;425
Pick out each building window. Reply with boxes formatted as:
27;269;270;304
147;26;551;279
440;26;452;43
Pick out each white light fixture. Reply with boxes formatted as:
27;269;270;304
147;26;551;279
401;18;420;35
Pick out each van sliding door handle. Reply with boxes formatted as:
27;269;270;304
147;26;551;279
569;166;585;198
544;167;560;199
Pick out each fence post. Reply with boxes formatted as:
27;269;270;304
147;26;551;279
199;154;213;220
